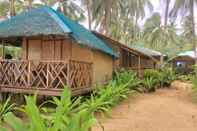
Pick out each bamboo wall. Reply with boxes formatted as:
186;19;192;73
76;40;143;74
93;50;113;84
21;36;114;85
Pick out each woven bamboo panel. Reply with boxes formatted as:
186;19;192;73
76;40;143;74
0;60;93;95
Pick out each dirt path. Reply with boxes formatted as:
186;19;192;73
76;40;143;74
93;81;197;131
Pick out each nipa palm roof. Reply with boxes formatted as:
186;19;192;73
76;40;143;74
0;6;117;57
131;46;164;57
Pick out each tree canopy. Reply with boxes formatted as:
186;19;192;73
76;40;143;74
0;0;196;57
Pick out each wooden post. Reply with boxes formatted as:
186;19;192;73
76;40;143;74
90;62;93;87
67;60;71;88
28;60;31;87
2;40;5;59
138;56;141;78
46;63;49;88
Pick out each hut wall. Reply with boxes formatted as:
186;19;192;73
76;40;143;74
94;35;121;70
22;37;72;61
27;39;42;60
70;42;113;84
62;39;72;62
92;50;113;84
22;36;114;85
140;57;155;69
70;42;93;63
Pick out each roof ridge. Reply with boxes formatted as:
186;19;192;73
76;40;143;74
42;6;71;33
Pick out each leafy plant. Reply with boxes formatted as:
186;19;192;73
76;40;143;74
1;88;96;131
0;97;16;122
177;74;194;82
160;67;176;87
142;77;157;92
144;69;161;88
1;71;142;131
114;70;141;91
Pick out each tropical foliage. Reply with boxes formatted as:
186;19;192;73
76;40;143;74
0;71;142;131
0;97;16;122
0;0;196;57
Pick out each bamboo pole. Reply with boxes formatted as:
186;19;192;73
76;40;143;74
138;56;141;78
2;40;5;59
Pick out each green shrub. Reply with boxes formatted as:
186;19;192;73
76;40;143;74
1;88;96;131
142;77;157;92
144;68;176;88
1;70;141;131
160;68;176;87
192;77;197;100
114;70;141;91
177;75;194;82
144;69;160;79
0;97;16;122
144;69;160;85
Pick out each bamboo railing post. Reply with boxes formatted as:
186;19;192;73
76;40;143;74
67;60;71;88
1;40;5;59
46;63;49;88
28;60;31;87
90;63;93;87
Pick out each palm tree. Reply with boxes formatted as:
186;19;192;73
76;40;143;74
164;0;170;26
40;0;56;6
171;0;197;62
81;0;92;30
9;0;16;16
26;0;33;10
58;0;85;21
0;1;9;17
143;13;181;57
90;0;152;36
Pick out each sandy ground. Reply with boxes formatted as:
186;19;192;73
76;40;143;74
93;81;197;131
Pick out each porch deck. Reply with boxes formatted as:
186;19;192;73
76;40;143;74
0;59;93;96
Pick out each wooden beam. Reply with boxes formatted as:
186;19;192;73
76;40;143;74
2;40;5;59
138;55;141;78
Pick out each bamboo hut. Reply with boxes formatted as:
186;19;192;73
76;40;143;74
0;7;117;96
93;32;162;77
171;51;195;74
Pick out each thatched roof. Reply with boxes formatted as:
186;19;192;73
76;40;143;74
0;6;117;57
131;46;164;57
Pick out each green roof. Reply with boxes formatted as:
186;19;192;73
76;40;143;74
131;46;164;57
0;7;71;37
0;6;117;57
178;51;195;58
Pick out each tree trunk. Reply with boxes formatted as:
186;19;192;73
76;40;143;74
160;0;170;68
27;0;33;10
164;0;170;26
190;0;196;64
104;0;112;35
9;0;15;17
86;0;92;30
99;0;113;35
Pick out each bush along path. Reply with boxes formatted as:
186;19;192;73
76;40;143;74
93;82;197;131
0;68;176;131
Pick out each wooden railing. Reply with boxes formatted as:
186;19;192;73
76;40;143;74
0;59;93;95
